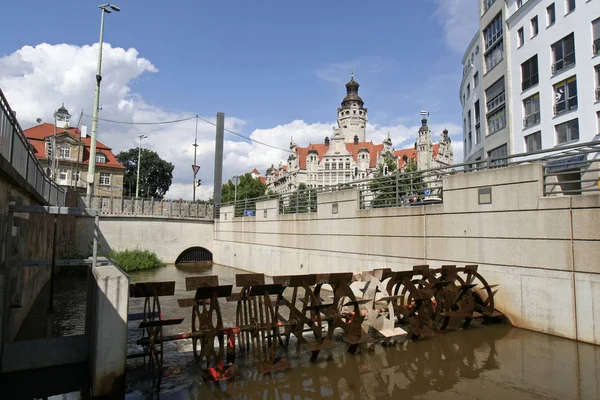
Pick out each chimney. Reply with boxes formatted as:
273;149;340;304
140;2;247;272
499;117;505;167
353;135;359;145
324;136;330;146
80;124;88;138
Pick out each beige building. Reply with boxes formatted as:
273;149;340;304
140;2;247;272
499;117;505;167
265;76;454;194
23;105;125;197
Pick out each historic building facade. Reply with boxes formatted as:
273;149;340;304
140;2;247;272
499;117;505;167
265;77;454;194
23;105;125;197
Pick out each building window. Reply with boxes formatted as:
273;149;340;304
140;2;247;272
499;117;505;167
553;76;577;115
485;77;505;113
483;13;503;71
488;144;508;166
96;153;106;163
467;110;472;151
547;3;556;26
530;16;539;37
525;132;542;152
484;0;496;14
99;172;111;185
59;147;70;159
484;13;503;51
71;170;80;182
487;108;506;135
555;119;579;144
523;93;541;128
59;168;68;181
517;28;524;47
593;18;600;56
565;0;575;14
596;65;600;101
521;55;539;91
551;33;575;75
345;162;350;169
473;71;479;88
474;100;481;144
467;84;471;98
332;163;337;170
325;163;329;170
597;111;600;133
46;141;53;159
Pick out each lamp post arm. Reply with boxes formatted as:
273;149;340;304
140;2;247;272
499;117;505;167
86;8;106;197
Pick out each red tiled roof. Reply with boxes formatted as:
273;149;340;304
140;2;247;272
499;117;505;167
24;123;125;169
252;168;260;174
344;142;384;168
296;142;384;168
258;176;266;184
394;144;440;169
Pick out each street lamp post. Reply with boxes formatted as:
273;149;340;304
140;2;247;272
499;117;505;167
86;3;120;197
193;116;199;202
233;175;240;203
136;134;147;198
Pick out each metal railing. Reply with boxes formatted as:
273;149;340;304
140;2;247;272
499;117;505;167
0;88;65;206
222;141;600;216
523;111;541;128
79;195;213;219
551;53;575;75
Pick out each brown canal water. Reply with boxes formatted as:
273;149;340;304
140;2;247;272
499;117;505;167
123;264;600;400
15;264;600;399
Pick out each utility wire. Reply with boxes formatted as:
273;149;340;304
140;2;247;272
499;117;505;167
196;115;292;153
81;113;292;153
82;113;197;125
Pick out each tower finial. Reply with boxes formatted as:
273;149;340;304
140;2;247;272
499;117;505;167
351;69;354;80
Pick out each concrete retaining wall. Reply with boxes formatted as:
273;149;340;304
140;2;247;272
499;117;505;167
214;164;600;345
75;216;215;264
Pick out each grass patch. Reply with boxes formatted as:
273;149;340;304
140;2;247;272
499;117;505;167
109;249;164;273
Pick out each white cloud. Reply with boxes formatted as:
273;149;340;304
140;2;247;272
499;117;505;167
1;42;464;201
434;0;479;53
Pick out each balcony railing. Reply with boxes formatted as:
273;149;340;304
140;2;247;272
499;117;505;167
551;53;575;75
553;99;578;116
485;43;504;72
523;111;541;128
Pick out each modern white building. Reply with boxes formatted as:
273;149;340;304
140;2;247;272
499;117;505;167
461;0;514;164
506;0;600;153
461;0;600;164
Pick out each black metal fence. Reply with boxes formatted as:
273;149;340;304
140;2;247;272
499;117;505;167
221;140;600;215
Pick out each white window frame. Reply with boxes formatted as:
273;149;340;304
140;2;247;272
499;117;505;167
546;3;556;26
99;172;111;185
59;146;70;159
96;153;106;163
553;76;578;116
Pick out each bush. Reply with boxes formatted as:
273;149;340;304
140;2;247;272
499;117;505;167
109;249;164;273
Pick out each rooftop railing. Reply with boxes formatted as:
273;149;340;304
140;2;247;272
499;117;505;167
0;88;65;206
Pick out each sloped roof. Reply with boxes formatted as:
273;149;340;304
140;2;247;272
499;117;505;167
23;123;125;169
393;144;440;169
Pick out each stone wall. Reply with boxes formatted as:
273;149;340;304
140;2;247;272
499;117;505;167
76;216;215;263
0;174;76;342
214;164;600;345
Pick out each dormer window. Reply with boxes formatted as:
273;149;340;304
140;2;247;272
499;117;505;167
59;147;70;159
96;153;107;163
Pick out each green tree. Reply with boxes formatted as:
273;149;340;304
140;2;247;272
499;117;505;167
221;173;267;203
399;160;426;202
284;183;317;214
369;153;398;207
116;148;174;198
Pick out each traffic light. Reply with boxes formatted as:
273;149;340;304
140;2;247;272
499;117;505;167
195;179;202;187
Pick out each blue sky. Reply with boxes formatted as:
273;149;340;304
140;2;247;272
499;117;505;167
0;0;479;199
